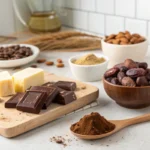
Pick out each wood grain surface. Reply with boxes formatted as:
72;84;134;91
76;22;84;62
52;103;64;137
0;73;99;138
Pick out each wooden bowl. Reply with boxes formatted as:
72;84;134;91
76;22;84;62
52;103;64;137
103;78;150;109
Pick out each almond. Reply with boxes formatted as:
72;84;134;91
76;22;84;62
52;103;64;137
37;59;46;63
56;63;64;68
106;34;116;40
125;31;130;34
112;39;120;44
116;34;125;39
130;37;137;44
137;37;145;43
107;39;113;44
125;34;132;40
120;37;128;43
132;33;140;38
57;59;63;63
46;61;54;66
120;41;128;45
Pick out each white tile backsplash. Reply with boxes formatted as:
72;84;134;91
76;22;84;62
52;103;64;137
125;18;147;36
72;10;88;30
88;13;104;34
65;0;80;9
62;0;150;43
137;0;150;20
106;16;124;35
80;0;95;12
96;0;114;14
115;0;135;17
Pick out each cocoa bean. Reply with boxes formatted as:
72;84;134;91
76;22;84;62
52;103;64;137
136;76;148;86
111;78;120;85
122;77;136;87
104;68;119;78
138;62;148;69
126;68;146;78
117;72;125;83
124;59;138;69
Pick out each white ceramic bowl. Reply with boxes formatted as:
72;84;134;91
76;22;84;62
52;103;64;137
0;44;40;68
101;39;148;68
69;54;109;82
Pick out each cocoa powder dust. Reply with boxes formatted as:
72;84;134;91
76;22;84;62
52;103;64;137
70;112;115;135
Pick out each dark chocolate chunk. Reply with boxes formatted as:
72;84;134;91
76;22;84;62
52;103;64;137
55;88;76;105
16;91;47;114
29;86;59;109
5;93;24;108
55;81;76;91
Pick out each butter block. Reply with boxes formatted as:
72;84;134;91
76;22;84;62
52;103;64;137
13;67;44;92
0;71;15;97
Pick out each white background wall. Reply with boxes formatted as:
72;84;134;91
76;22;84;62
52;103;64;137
0;0;16;35
61;0;150;43
1;0;150;44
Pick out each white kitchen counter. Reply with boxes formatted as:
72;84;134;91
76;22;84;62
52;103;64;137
1;50;150;150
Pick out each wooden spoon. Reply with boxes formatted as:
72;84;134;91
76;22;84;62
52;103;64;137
70;114;150;140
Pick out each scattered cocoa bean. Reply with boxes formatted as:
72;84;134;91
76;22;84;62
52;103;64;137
46;61;54;66
37;59;46;63
30;65;37;68
56;63;64;68
57;59;63;63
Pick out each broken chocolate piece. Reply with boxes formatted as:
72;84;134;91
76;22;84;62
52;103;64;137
16;91;47;114
55;88;76;105
5;93;24;108
55;81;76;91
29;86;59;109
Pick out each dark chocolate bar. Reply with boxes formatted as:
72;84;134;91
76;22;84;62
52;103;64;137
16;91;47;114
55;81;76;91
5;93;24;108
55;88;77;105
29;86;59;109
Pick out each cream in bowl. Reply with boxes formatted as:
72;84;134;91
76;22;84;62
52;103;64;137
69;53;109;82
101;31;148;68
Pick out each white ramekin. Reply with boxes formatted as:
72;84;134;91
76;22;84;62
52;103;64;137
101;39;148;68
69;54;109;82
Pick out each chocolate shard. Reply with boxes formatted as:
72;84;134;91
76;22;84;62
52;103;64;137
5;93;25;108
16;91;47;114
54;88;77;105
29;86;59;109
55;81;76;91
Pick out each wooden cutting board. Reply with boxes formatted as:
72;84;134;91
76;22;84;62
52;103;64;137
0;73;99;138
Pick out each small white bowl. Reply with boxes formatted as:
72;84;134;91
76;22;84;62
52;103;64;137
101;38;148;68
0;44;40;68
69;54;109;82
